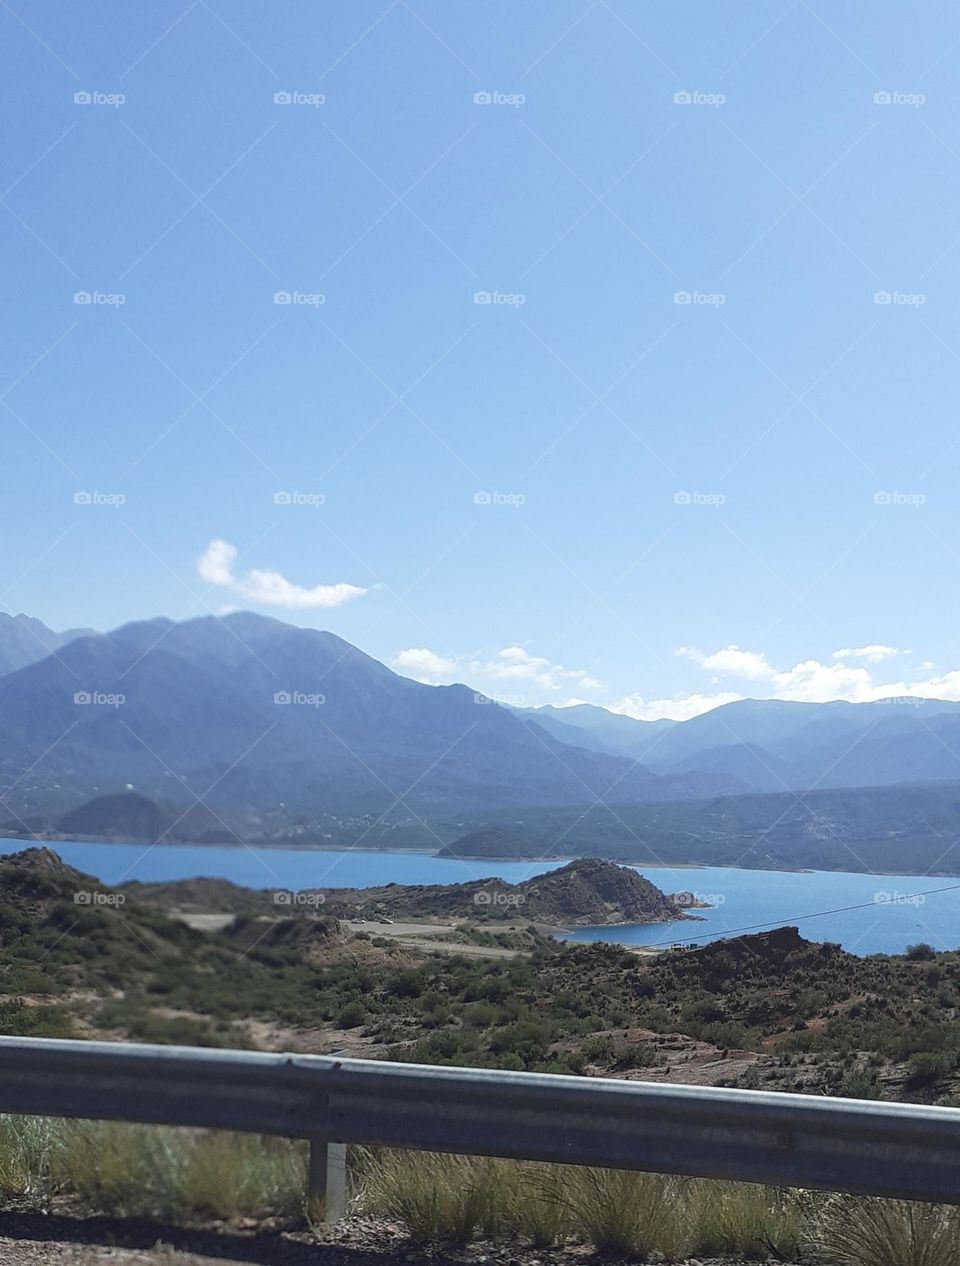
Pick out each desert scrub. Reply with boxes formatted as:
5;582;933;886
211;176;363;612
0;1115;64;1197
4;1119;960;1265
363;1149;508;1244
689;1179;806;1260
808;1195;960;1266
554;1167;689;1258
0;1116;306;1222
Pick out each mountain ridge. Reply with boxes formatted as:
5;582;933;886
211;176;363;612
0;612;727;821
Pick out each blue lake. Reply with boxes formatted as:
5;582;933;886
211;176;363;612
1;837;957;956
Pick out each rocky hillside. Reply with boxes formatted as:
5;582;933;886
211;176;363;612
316;857;696;925
122;857;698;927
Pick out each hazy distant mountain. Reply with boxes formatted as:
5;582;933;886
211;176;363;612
522;696;960;792
0;613;724;819
513;703;673;756
0;613;96;676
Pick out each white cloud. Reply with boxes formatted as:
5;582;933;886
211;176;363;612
771;659;875;703
478;646;603;692
680;644;775;681
611;691;742;722
671;642;960;711
391;643;603;698
832;644;906;663
392;647;460;684
197;539;367;610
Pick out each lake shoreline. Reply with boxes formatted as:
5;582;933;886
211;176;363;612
3;837;957;955
5;831;960;879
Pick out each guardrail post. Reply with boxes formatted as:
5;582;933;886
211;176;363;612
308;1138;346;1221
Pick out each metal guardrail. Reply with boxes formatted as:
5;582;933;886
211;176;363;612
1;1035;960;1215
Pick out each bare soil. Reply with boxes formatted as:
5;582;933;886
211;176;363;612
0;1210;794;1266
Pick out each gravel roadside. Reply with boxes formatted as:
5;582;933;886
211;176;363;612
0;1209;798;1266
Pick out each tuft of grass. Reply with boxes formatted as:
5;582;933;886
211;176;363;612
0;1115;306;1223
690;1179;806;1260
809;1196;960;1266
364;1150;506;1244
509;1162;571;1247
181;1132;305;1220
554;1167;687;1258
0;1115;63;1197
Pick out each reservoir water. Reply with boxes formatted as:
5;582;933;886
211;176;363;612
1;837;956;957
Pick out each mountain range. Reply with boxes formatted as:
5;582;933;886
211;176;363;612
0;612;722;821
2;612;960;871
515;696;960;792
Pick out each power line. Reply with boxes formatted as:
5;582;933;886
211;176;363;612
643;881;960;949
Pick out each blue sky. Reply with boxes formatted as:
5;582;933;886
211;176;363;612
4;1;960;718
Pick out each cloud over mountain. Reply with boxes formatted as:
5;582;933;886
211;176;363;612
391;643;602;696
197;540;367;610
